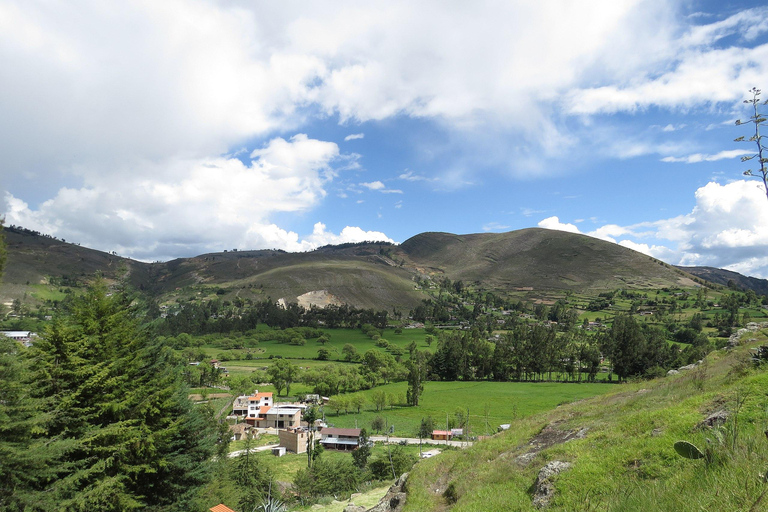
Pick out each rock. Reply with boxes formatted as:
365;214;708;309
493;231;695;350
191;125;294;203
667;369;679;376
344;505;366;512
514;452;537;466
651;428;663;437
678;364;697;371
366;473;408;512
697;409;729;430
532;461;571;508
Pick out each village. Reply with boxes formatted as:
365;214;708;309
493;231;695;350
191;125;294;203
225;389;469;459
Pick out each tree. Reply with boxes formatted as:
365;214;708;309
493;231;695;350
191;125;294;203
406;349;427;406
351;428;371;469
20;282;224;510
371;415;385;433
268;359;298;396
735;87;768;200
303;406;320;468
342;343;358;362
0;219;5;280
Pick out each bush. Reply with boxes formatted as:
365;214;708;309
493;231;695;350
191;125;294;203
369;446;417;480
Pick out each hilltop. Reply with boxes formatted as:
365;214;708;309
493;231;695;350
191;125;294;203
0;225;722;311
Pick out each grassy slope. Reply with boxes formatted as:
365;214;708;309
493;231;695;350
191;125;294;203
2;227;709;311
402;326;768;512
399;228;697;292
0;228;151;303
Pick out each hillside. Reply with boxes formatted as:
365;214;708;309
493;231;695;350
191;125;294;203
399;229;697;291
678;265;768;295
402;324;768;511
0;226;722;311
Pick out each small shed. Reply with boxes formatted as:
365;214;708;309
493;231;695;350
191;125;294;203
431;430;453;441
271;446;286;457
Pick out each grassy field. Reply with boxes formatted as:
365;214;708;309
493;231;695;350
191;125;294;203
323;380;613;438
401;326;768;511
196;326;434;367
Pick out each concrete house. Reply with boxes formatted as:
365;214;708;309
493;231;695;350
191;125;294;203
319;427;361;451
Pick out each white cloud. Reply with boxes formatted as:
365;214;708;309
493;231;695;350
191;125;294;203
538;216;580;234
398;170;433;182
305;223;394;246
661;149;753;163
344;133;365;141
361;181;386;190
539;180;768;278
482;222;511;232
381;189;403;194
3;134;390;260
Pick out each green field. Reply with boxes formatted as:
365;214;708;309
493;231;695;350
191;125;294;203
194;326;434;367
322;380;613;437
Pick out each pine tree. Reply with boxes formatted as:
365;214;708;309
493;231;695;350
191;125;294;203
25;281;224;511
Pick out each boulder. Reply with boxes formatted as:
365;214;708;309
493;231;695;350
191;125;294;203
532;461;571;508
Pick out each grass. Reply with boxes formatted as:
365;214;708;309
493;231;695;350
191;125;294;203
400;326;768;511
324;380;613;438
196;326;434;367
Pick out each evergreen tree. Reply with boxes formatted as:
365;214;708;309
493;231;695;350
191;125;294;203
24;281;225;511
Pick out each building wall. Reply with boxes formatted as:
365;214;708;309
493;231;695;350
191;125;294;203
278;429;309;454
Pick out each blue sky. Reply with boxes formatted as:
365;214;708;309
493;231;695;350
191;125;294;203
3;1;768;277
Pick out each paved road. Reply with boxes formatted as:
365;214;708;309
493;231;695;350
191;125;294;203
229;437;472;458
369;435;473;448
228;443;280;458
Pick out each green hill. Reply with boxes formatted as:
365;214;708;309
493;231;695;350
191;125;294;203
398;228;697;291
0;226;711;311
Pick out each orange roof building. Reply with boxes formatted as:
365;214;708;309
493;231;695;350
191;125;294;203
210;504;237;512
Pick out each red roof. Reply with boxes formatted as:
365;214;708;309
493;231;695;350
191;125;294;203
210;504;236;512
249;392;273;401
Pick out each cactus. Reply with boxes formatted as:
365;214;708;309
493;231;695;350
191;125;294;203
674;440;705;459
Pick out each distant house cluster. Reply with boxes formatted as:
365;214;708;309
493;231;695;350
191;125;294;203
229;390;362;456
1;330;36;347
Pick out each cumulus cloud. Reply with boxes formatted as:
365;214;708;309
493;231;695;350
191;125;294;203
538;216;580;234
538;180;768;277
361;181;386;190
4;134;392;260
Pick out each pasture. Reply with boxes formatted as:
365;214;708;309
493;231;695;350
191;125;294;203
321;380;613;437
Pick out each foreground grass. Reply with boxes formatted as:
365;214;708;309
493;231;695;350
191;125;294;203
402;327;768;511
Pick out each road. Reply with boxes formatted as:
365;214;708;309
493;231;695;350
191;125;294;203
228;443;280;458
369;435;473;448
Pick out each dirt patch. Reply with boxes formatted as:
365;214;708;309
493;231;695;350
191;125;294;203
296;289;343;309
501;421;588;467
188;392;231;401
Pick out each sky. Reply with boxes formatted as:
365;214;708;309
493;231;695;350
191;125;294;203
3;1;768;278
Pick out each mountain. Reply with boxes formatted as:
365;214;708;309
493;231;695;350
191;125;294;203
399;229;697;291
2;226;705;311
677;265;768;295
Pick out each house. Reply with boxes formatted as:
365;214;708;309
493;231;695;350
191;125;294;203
239;391;274;427
431;430;453;441
319;427;361;451
278;427;310;454
229;422;251;441
210;504;236;512
1;331;35;347
262;404;303;429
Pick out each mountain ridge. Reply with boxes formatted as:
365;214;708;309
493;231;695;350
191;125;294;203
4;225;762;311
